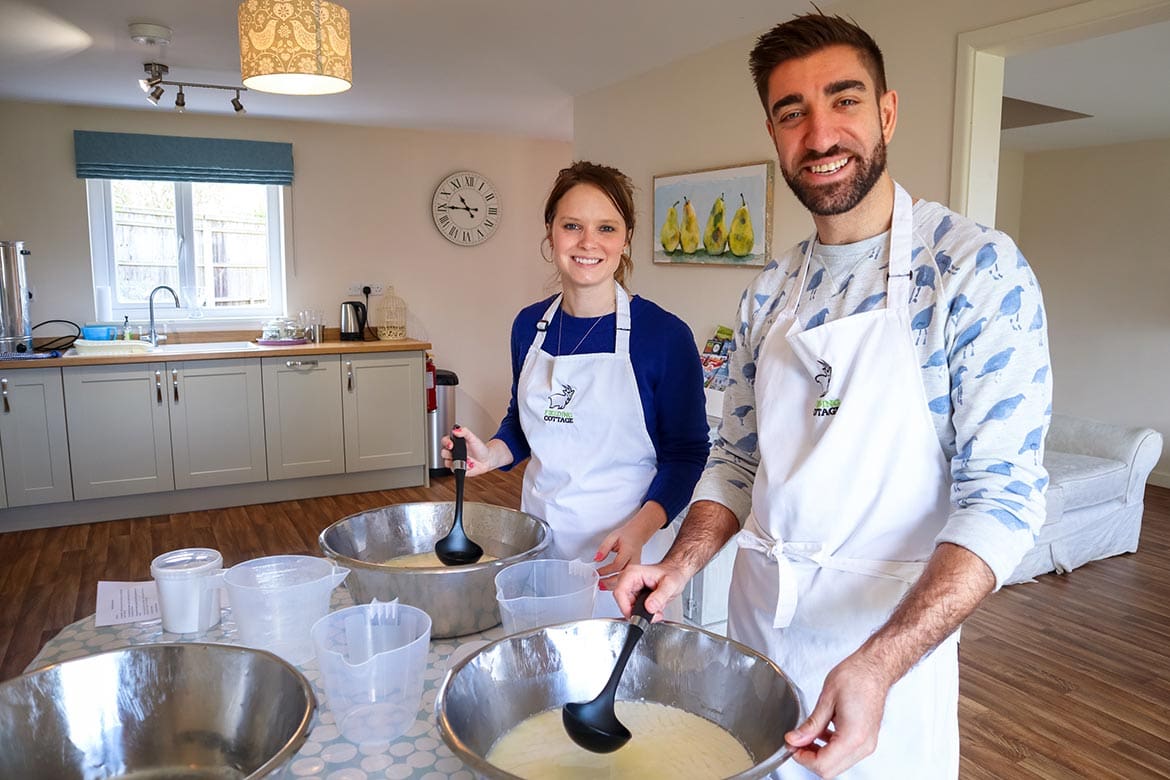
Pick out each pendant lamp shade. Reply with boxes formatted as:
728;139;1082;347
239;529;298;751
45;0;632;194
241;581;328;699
238;0;352;95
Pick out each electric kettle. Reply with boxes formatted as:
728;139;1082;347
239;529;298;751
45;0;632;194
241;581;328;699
339;301;367;341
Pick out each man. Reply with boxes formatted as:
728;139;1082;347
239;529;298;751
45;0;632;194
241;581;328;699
612;12;1051;779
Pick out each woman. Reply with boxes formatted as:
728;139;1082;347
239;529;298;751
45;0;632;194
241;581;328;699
443;161;710;618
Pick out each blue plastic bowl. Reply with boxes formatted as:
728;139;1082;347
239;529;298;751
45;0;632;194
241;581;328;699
81;325;116;340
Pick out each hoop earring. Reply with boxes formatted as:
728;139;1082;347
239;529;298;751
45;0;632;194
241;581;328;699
541;236;553;263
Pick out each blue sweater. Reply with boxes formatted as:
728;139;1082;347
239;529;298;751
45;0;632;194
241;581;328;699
493;293;710;522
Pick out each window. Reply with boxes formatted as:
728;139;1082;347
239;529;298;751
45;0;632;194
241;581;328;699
87;178;285;320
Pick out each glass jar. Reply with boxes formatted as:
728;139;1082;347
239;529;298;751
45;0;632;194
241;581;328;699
376;286;407;340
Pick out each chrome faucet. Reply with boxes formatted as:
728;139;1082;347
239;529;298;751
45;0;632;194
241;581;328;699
148;285;180;345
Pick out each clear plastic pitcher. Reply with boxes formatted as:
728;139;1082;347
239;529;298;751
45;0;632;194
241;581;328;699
494;558;598;634
311;601;432;746
224;555;349;665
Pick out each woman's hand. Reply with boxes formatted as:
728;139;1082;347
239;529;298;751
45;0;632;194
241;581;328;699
594;502;668;579
440;426;512;477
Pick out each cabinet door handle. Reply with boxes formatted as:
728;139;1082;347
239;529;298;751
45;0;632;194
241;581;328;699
346;361;353;391
155;370;163;403
1;377;8;413
172;369;180;402
285;360;318;369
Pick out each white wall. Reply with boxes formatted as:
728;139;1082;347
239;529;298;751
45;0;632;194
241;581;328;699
573;0;1075;342
1016;137;1170;484
996;145;1026;239
0;100;571;438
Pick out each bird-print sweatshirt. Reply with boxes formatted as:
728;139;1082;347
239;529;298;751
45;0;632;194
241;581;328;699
694;199;1052;588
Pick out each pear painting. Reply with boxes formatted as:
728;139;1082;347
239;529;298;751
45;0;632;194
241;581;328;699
653;162;771;266
679;196;701;254
703;193;728;255
660;200;681;253
728;193;755;257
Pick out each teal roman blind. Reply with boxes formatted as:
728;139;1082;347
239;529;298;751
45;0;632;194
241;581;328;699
74;131;293;185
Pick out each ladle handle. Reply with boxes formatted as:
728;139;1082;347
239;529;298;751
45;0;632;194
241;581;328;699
596;589;653;704
451;431;467;522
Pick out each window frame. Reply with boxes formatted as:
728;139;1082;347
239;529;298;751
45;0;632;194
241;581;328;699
87;178;287;322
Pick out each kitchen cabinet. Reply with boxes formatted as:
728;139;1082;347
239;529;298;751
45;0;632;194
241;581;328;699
64;363;174;500
168;359;267;490
0;368;73;507
341;353;425;473
262;355;345;480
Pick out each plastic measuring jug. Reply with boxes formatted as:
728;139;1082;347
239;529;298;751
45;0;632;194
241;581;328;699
311;601;432;746
224;555;349;665
150;548;224;634
494;558;598;634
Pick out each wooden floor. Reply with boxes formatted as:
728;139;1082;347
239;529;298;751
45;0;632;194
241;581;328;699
1;474;1167;778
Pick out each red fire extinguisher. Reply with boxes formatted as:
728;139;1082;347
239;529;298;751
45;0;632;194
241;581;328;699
425;353;437;412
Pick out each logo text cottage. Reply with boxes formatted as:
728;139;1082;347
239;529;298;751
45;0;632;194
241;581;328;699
812;399;841;417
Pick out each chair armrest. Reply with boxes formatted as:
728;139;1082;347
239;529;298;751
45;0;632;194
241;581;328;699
1046;413;1163;503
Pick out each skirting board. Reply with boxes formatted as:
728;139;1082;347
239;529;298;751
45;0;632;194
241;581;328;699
0;466;428;533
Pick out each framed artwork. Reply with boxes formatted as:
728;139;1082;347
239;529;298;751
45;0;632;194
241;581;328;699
653;161;773;266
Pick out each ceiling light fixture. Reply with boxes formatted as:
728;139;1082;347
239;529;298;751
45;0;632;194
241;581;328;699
238;0;352;95
139;62;169;92
128;22;172;47
137;62;249;115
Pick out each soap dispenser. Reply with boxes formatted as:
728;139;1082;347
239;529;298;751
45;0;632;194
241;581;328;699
122;316;132;340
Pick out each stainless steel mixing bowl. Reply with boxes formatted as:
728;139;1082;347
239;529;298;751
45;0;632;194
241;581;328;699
0;643;316;779
319;501;551;638
435;619;804;779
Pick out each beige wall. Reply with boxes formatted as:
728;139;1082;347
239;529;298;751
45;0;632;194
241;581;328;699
0;100;570;437
573;0;1073;341
1016;137;1170;484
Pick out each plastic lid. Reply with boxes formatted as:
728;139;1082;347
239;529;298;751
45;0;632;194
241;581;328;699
151;548;223;579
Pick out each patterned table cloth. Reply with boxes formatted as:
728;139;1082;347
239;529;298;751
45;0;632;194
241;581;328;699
29;589;506;780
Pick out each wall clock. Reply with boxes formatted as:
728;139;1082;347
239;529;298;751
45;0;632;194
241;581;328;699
431;170;500;246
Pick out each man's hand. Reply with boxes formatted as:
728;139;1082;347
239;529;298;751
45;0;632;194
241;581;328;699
609;561;689;621
784;651;894;778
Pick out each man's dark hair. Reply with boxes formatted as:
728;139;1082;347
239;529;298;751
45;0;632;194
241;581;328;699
748;13;887;112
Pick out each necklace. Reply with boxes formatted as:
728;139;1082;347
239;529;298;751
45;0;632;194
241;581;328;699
557;307;606;356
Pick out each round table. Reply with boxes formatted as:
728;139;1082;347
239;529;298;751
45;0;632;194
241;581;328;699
29;589;507;780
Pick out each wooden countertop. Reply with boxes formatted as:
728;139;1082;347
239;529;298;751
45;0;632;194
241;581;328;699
1;338;432;369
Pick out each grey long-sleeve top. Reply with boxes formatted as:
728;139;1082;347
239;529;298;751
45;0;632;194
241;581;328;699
692;199;1052;588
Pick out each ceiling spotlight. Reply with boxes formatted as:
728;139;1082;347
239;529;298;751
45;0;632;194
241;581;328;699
147;85;165;105
231;91;246;114
174;87;186;113
139;62;168;93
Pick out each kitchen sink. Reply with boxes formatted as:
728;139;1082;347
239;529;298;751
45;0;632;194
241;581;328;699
151;340;260;353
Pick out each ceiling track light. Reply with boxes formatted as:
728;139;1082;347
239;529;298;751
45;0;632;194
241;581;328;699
136;64;249;115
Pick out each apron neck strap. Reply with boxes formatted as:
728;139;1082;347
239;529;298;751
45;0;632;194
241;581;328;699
783;181;914;320
531;283;631;355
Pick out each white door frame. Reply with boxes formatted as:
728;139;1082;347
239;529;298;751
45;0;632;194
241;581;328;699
949;0;1170;225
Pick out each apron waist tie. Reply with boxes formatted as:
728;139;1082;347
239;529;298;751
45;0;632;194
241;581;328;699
734;528;927;629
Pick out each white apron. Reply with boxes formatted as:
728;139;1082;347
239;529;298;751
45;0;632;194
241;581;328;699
518;284;679;619
727;184;960;779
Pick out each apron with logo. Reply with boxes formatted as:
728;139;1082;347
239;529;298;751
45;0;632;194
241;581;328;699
727;184;959;778
518;284;679;619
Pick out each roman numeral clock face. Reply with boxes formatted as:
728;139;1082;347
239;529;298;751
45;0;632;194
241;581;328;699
431;170;501;246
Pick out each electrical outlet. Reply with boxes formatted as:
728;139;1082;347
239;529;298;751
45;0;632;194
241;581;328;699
346;282;383;296
369;283;384;296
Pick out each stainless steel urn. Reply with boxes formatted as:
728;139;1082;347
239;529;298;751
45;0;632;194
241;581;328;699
0;241;32;354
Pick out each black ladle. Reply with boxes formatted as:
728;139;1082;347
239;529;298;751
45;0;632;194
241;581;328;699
562;588;654;753
434;433;484;566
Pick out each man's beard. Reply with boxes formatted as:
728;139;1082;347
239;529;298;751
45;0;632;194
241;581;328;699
781;139;887;216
